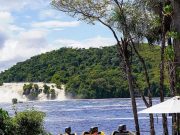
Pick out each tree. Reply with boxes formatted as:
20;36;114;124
51;0;158;134
43;84;50;97
51;73;62;89
171;1;180;134
34;84;39;91
23;83;40;100
111;4;158;134
136;0;180;134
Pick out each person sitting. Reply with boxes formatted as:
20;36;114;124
111;125;134;135
63;127;76;135
89;127;105;135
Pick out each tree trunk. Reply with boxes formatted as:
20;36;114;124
159;18;169;135
124;56;140;135
173;0;180;95
172;1;180;134
131;41;155;135
167;62;176;96
159;44;169;135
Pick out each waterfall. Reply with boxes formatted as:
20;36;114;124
0;83;66;103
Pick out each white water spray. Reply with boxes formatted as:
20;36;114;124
0;83;66;103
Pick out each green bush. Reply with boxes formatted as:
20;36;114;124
12;98;18;104
23;84;33;95
0;80;3;86
43;84;50;97
14;110;46;135
0;109;16;135
50;89;56;99
23;83;33;91
34;84;39;90
23;83;41;100
0;108;50;135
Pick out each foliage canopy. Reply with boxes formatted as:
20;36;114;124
0;45;170;98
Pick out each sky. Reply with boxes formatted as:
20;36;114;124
0;0;116;72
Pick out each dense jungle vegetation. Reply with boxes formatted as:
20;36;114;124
0;108;51;135
0;45;170;98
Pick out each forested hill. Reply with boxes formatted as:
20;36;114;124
0;45;170;98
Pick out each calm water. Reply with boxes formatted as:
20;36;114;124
0;98;172;135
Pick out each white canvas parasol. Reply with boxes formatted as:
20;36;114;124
138;96;180;114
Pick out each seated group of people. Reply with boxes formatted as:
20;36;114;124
59;127;104;135
60;125;134;135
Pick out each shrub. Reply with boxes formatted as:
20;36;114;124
0;108;50;135
34;84;39;90
43;84;50;94
12;98;18;104
0;80;3;86
23;83;41;100
14;109;46;135
50;89;56;99
0;109;15;135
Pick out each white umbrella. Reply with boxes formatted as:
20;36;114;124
138;96;180;114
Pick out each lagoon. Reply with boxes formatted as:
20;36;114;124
0;98;172;135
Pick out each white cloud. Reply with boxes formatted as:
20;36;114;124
19;29;48;40
8;25;25;32
53;36;116;49
84;36;116;48
0;29;49;63
39;9;62;19
0;11;13;23
0;32;7;49
0;11;24;35
0;40;20;61
32;21;80;29
0;0;30;11
0;0;49;11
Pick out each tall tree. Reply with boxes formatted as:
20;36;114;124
51;0;141;134
172;1;180;134
172;0;180;94
137;0;180;134
111;3;156;134
51;0;164;134
136;0;173;135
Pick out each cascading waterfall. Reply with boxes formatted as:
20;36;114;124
0;83;66;103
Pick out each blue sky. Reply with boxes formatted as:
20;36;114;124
0;0;116;72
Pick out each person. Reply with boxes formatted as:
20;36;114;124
58;127;76;135
111;125;135;135
90;127;98;135
63;127;76;135
89;127;105;135
65;127;71;135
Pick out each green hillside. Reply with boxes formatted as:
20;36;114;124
0;45;170;98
